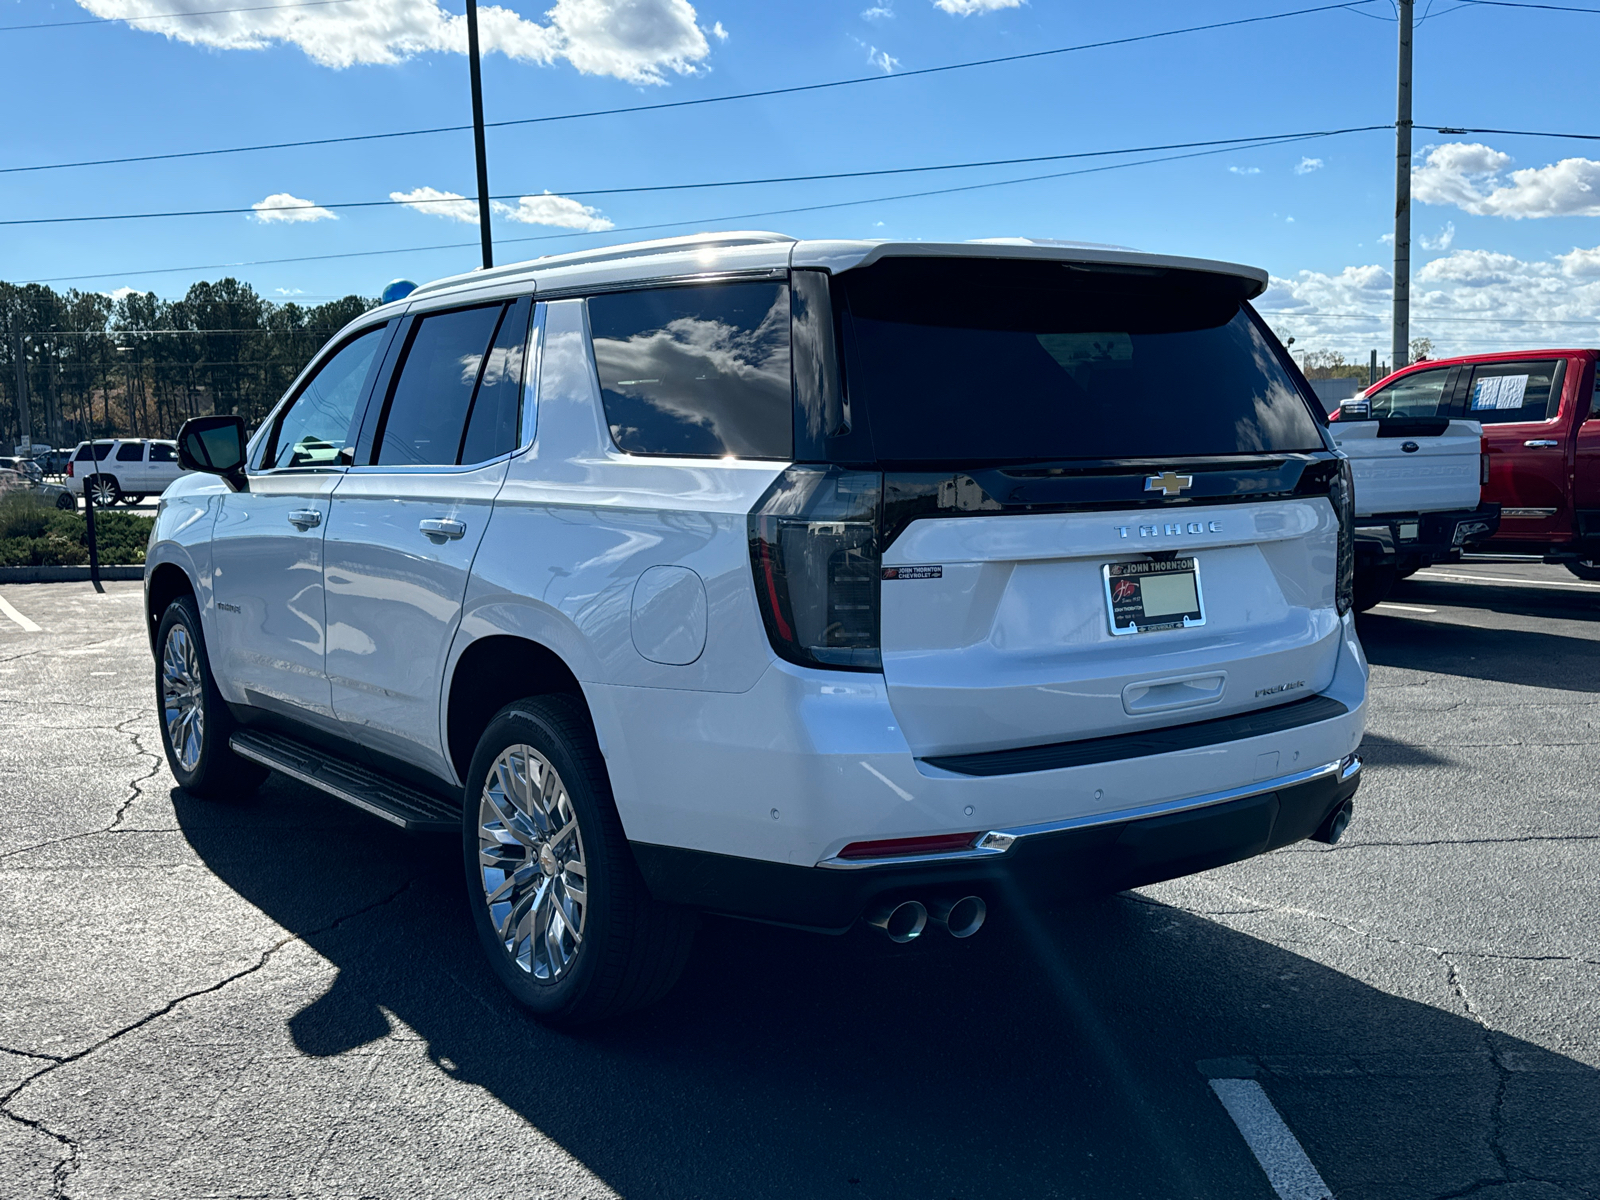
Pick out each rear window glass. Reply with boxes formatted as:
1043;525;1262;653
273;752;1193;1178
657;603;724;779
1467;360;1564;424
588;282;792;459
835;258;1323;463
149;443;177;462
77;443;112;461
376;304;505;467
1366;367;1451;419
116;443;144;462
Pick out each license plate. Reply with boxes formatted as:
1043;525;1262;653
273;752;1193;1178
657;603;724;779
1103;558;1206;635
1398;521;1420;542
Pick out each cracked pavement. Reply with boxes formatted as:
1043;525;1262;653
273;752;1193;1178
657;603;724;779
0;567;1596;1200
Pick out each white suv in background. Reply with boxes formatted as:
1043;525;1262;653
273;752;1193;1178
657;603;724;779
144;233;1368;1025
68;437;188;505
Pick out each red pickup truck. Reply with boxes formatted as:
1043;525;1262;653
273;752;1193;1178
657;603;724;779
1335;348;1600;579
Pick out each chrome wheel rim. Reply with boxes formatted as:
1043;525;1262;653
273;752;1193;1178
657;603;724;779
90;479;115;506
161;624;204;773
476;745;588;981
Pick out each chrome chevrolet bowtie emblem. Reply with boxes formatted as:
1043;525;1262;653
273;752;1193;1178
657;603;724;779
1145;471;1194;497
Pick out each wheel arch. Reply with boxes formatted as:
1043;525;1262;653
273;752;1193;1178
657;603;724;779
445;634;592;787
145;561;197;652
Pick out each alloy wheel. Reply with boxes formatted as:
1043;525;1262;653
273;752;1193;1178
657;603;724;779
161;624;205;773
476;744;589;981
89;478;117;507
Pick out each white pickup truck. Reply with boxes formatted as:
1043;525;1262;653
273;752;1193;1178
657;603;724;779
1331;366;1501;609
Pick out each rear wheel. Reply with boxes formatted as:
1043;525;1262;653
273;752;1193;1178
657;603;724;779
53;492;76;511
1564;559;1600;582
120;493;146;506
1394;554;1422;580
463;695;697;1027
1353;563;1397;612
86;475;120;507
154;596;267;799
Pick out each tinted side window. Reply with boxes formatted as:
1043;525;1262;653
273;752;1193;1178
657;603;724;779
266;325;386;469
375;305;505;467
459;300;530;465
116;443;144;462
1590;369;1600;419
149;443;178;462
1367;368;1450;419
589;282;792;459
1467;360;1565;425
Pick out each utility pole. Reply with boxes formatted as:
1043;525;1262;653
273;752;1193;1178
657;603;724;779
1392;0;1413;372
12;334;32;456
465;0;494;270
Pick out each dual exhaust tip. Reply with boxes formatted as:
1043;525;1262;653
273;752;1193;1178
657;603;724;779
867;895;987;943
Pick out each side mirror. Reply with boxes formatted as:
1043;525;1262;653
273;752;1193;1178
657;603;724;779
177;415;250;490
1338;397;1372;421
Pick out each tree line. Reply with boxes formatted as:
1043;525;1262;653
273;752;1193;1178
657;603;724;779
1;278;375;452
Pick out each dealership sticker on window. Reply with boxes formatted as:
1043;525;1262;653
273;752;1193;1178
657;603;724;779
882;565;942;580
1472;375;1529;411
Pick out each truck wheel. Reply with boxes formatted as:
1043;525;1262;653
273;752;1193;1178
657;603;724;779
154;596;267;799
121;494;146;506
1394;554;1421;580
86;475;120;507
1565;559;1600;582
1353;564;1397;612
463;695;697;1027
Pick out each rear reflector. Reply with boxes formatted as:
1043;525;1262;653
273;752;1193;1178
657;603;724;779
837;831;980;860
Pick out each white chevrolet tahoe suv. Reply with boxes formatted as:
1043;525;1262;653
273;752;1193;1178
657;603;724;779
144;233;1368;1025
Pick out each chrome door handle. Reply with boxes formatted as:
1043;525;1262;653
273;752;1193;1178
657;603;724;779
287;509;322;530
1523;439;1559;448
419;518;466;543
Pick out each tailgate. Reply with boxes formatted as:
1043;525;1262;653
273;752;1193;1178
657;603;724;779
1331;419;1482;516
879;499;1343;758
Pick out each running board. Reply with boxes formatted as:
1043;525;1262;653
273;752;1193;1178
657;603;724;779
229;729;460;832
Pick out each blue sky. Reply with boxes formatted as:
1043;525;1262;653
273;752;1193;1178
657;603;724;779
4;0;1599;358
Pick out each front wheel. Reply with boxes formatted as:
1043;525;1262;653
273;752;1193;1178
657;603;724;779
154;596;267;799
121;493;146;506
1353;563;1397;612
1565;559;1600;582
463;696;697;1027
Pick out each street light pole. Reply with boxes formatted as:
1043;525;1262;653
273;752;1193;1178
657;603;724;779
1392;0;1413;372
465;0;494;270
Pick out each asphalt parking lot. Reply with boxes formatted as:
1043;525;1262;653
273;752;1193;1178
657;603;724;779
0;562;1596;1200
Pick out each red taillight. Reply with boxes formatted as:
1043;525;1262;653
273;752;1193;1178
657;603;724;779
837;832;980;860
748;466;883;672
66;461;73;477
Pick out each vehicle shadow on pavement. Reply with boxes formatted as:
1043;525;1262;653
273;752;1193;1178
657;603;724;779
172;779;1600;1200
1359;609;1600;692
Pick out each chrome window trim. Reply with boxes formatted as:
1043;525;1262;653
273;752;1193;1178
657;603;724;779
536;267;786;302
815;754;1361;870
519;301;547;452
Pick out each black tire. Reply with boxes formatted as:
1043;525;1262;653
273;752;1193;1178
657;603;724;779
153;596;267;799
1565;559;1600;582
54;492;76;511
1394;554;1421;580
462;695;697;1027
121;494;146;506
86;474;121;507
1353;563;1397;612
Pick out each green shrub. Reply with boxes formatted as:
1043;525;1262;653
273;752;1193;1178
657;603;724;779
0;493;153;567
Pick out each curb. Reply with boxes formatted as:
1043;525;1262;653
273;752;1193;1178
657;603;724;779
0;566;145;584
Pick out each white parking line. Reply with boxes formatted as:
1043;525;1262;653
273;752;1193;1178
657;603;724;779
0;595;42;633
1209;1078;1333;1200
1374;602;1437;614
1413;570;1600;591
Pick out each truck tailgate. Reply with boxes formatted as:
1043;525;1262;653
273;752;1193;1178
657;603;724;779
1331;419;1481;516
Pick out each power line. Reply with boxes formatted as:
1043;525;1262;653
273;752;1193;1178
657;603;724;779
1263;312;1600;325
19;129;1367;286
1423;123;1600;141
1456;0;1600;12
0;1;1377;177
0;0;362;33
0;126;1386;228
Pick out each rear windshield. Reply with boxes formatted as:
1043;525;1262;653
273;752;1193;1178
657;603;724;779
834;258;1323;464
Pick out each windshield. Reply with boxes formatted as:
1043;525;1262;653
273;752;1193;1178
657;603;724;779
834;257;1324;464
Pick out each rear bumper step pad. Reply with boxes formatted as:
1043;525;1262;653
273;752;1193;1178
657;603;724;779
922;694;1349;777
229;729;460;832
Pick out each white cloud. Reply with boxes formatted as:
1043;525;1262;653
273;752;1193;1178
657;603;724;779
1228;166;1261;176
72;0;715;83
1379;232;1395;245
274;287;306;296
1294;157;1324;175
866;44;898;72
933;0;1021;12
390;186;479;223
1259;243;1600;357
861;3;894;17
1413;142;1600;219
251;192;337;223
492;191;613;231
1419;221;1456;252
105;286;140;302
708;20;727;39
